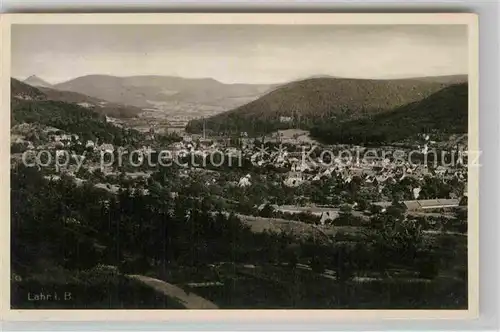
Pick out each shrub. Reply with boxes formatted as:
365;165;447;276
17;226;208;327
11;142;28;153
333;213;363;226
415;252;439;279
369;204;383;214
259;203;275;218
370;218;428;271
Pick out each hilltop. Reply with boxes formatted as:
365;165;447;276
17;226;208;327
23;75;53;88
53;74;275;109
411;74;468;84
185;77;456;135
11;78;46;101
12;78;142;118
310;83;468;144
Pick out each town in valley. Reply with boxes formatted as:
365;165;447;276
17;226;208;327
10;23;470;310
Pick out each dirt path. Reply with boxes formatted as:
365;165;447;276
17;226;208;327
127;274;219;309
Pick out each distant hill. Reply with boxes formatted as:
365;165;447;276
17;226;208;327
310;83;468;144
53;75;275;109
11;79;144;144
11;78;46;101
186;76;459;135
12;78;142;118
23;75;53;88
411;74;468;84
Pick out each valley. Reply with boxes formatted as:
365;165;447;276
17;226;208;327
11;73;469;310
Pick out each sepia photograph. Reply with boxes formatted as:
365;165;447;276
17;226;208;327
1;13;478;319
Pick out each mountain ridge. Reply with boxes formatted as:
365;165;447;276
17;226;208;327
52;74;276;109
24;75;53;88
310;82;468;144
186;76;463;135
12;78;143;118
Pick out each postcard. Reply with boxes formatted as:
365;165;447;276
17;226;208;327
0;13;479;321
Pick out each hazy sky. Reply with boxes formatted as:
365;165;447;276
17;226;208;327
11;24;468;84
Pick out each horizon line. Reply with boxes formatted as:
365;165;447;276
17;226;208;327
17;72;469;86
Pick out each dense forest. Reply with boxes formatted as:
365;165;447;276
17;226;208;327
186;77;455;135
13;78;143;118
310;83;468;144
11;163;467;309
12;99;144;145
187;80;468;145
11;165;269;308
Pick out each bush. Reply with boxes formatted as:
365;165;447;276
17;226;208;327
333;213;364;226
120;257;151;274
356;199;369;211
369;204;383;214
370;218;427;270
339;204;353;214
11;142;28;153
415;252;439;279
259;204;275;218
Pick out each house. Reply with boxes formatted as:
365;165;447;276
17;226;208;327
283;171;304;187
85;140;95;148
199;138;212;147
291;161;313;173
240;138;254;149
78;102;94;109
412;187;422;199
434;166;448;176
43;126;61;134
279;116;293;123
416;199;460;210
99;143;115;153
273;205;340;225
59;134;72;141
238;174;252;187
170;142;185;150
373;198;460;211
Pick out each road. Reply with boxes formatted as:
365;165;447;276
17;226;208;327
127;274;219;309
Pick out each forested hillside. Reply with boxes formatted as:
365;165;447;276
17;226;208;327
12;80;144;145
186;77;452;135
310;83;468;144
13;78;143;118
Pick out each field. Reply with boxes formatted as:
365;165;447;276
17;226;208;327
238;214;333;242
